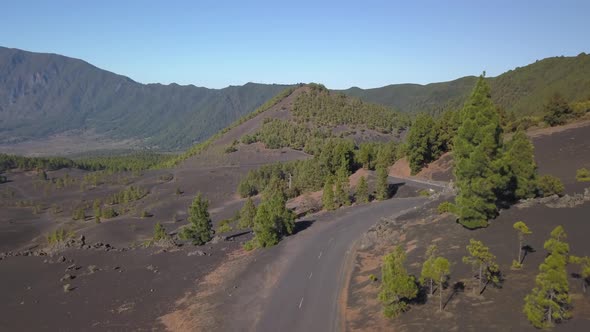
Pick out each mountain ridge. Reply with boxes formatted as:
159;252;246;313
0;46;291;150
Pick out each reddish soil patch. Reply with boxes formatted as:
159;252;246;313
389;157;411;178
416;152;454;182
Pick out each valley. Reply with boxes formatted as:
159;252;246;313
1;48;590;332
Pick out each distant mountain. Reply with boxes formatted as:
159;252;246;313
340;53;590;116
0;47;291;150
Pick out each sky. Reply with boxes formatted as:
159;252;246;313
1;0;589;89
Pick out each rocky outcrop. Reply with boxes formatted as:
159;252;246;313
517;188;590;209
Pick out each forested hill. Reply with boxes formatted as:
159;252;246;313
0;46;291;150
340;53;590;116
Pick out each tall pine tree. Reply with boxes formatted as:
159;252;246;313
453;75;505;229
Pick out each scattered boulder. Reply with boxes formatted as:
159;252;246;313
60;274;74;282
63;284;73;293
210;235;226;244
187;250;207;257
87;265;99;274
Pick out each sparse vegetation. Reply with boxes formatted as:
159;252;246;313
217;219;233;233
72;207;86;221
105;186;148;205
463;239;501;294
576;168;590;182
46;228;74;244
153;222;168;242
537;175;565;197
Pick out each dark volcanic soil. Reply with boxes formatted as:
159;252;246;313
345;122;590;331
346;198;590;332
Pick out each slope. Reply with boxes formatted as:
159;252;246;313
0;46;291;150
341;53;590;116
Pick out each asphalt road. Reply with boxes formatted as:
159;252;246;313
255;178;439;332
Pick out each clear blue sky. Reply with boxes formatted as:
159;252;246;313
1;0;588;89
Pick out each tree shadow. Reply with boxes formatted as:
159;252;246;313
571;273;589;293
411;279;429;305
444;281;465;310
226;230;252;240
388;183;403;198
292;219;315;235
520;245;535;264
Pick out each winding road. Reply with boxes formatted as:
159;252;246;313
254;177;443;332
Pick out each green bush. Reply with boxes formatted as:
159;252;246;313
537;175;565;197
437;201;456;214
101;207;118;219
217;219;233;233
576;168;590;182
243;239;257;251
46;228;74;244
153;222;168;241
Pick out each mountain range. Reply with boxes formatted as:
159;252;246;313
1;46;589;152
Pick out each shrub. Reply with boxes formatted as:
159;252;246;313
243;239;257;251
217;219;233;234
153;222;168;241
437;201;456;214
369;274;378;282
537;175;565;197
224;145;238;154
72;208;86;221
511;260;523;270
418;189;431;197
576;168;590;182
140;210;152;218
46;228;74;244
101;207;118;219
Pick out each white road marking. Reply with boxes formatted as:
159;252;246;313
309;272;313;279
299;297;304;308
318;251;322;259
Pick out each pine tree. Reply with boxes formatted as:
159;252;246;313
453;75;505;229
504;130;537;200
513;221;532;267
462;239;500;294
432;257;451;312
238;197;257;229
523;226;571;328
406;113;437;174
181;193;214;245
335;166;350;206
376;164;389;201
378;246;418;318
251;182;295;248
322;177;336;211
420;245;438;296
356;176;369;203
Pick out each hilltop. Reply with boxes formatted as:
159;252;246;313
341;53;590;115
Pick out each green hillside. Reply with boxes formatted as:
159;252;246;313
341;53;590;116
0;47;291;150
